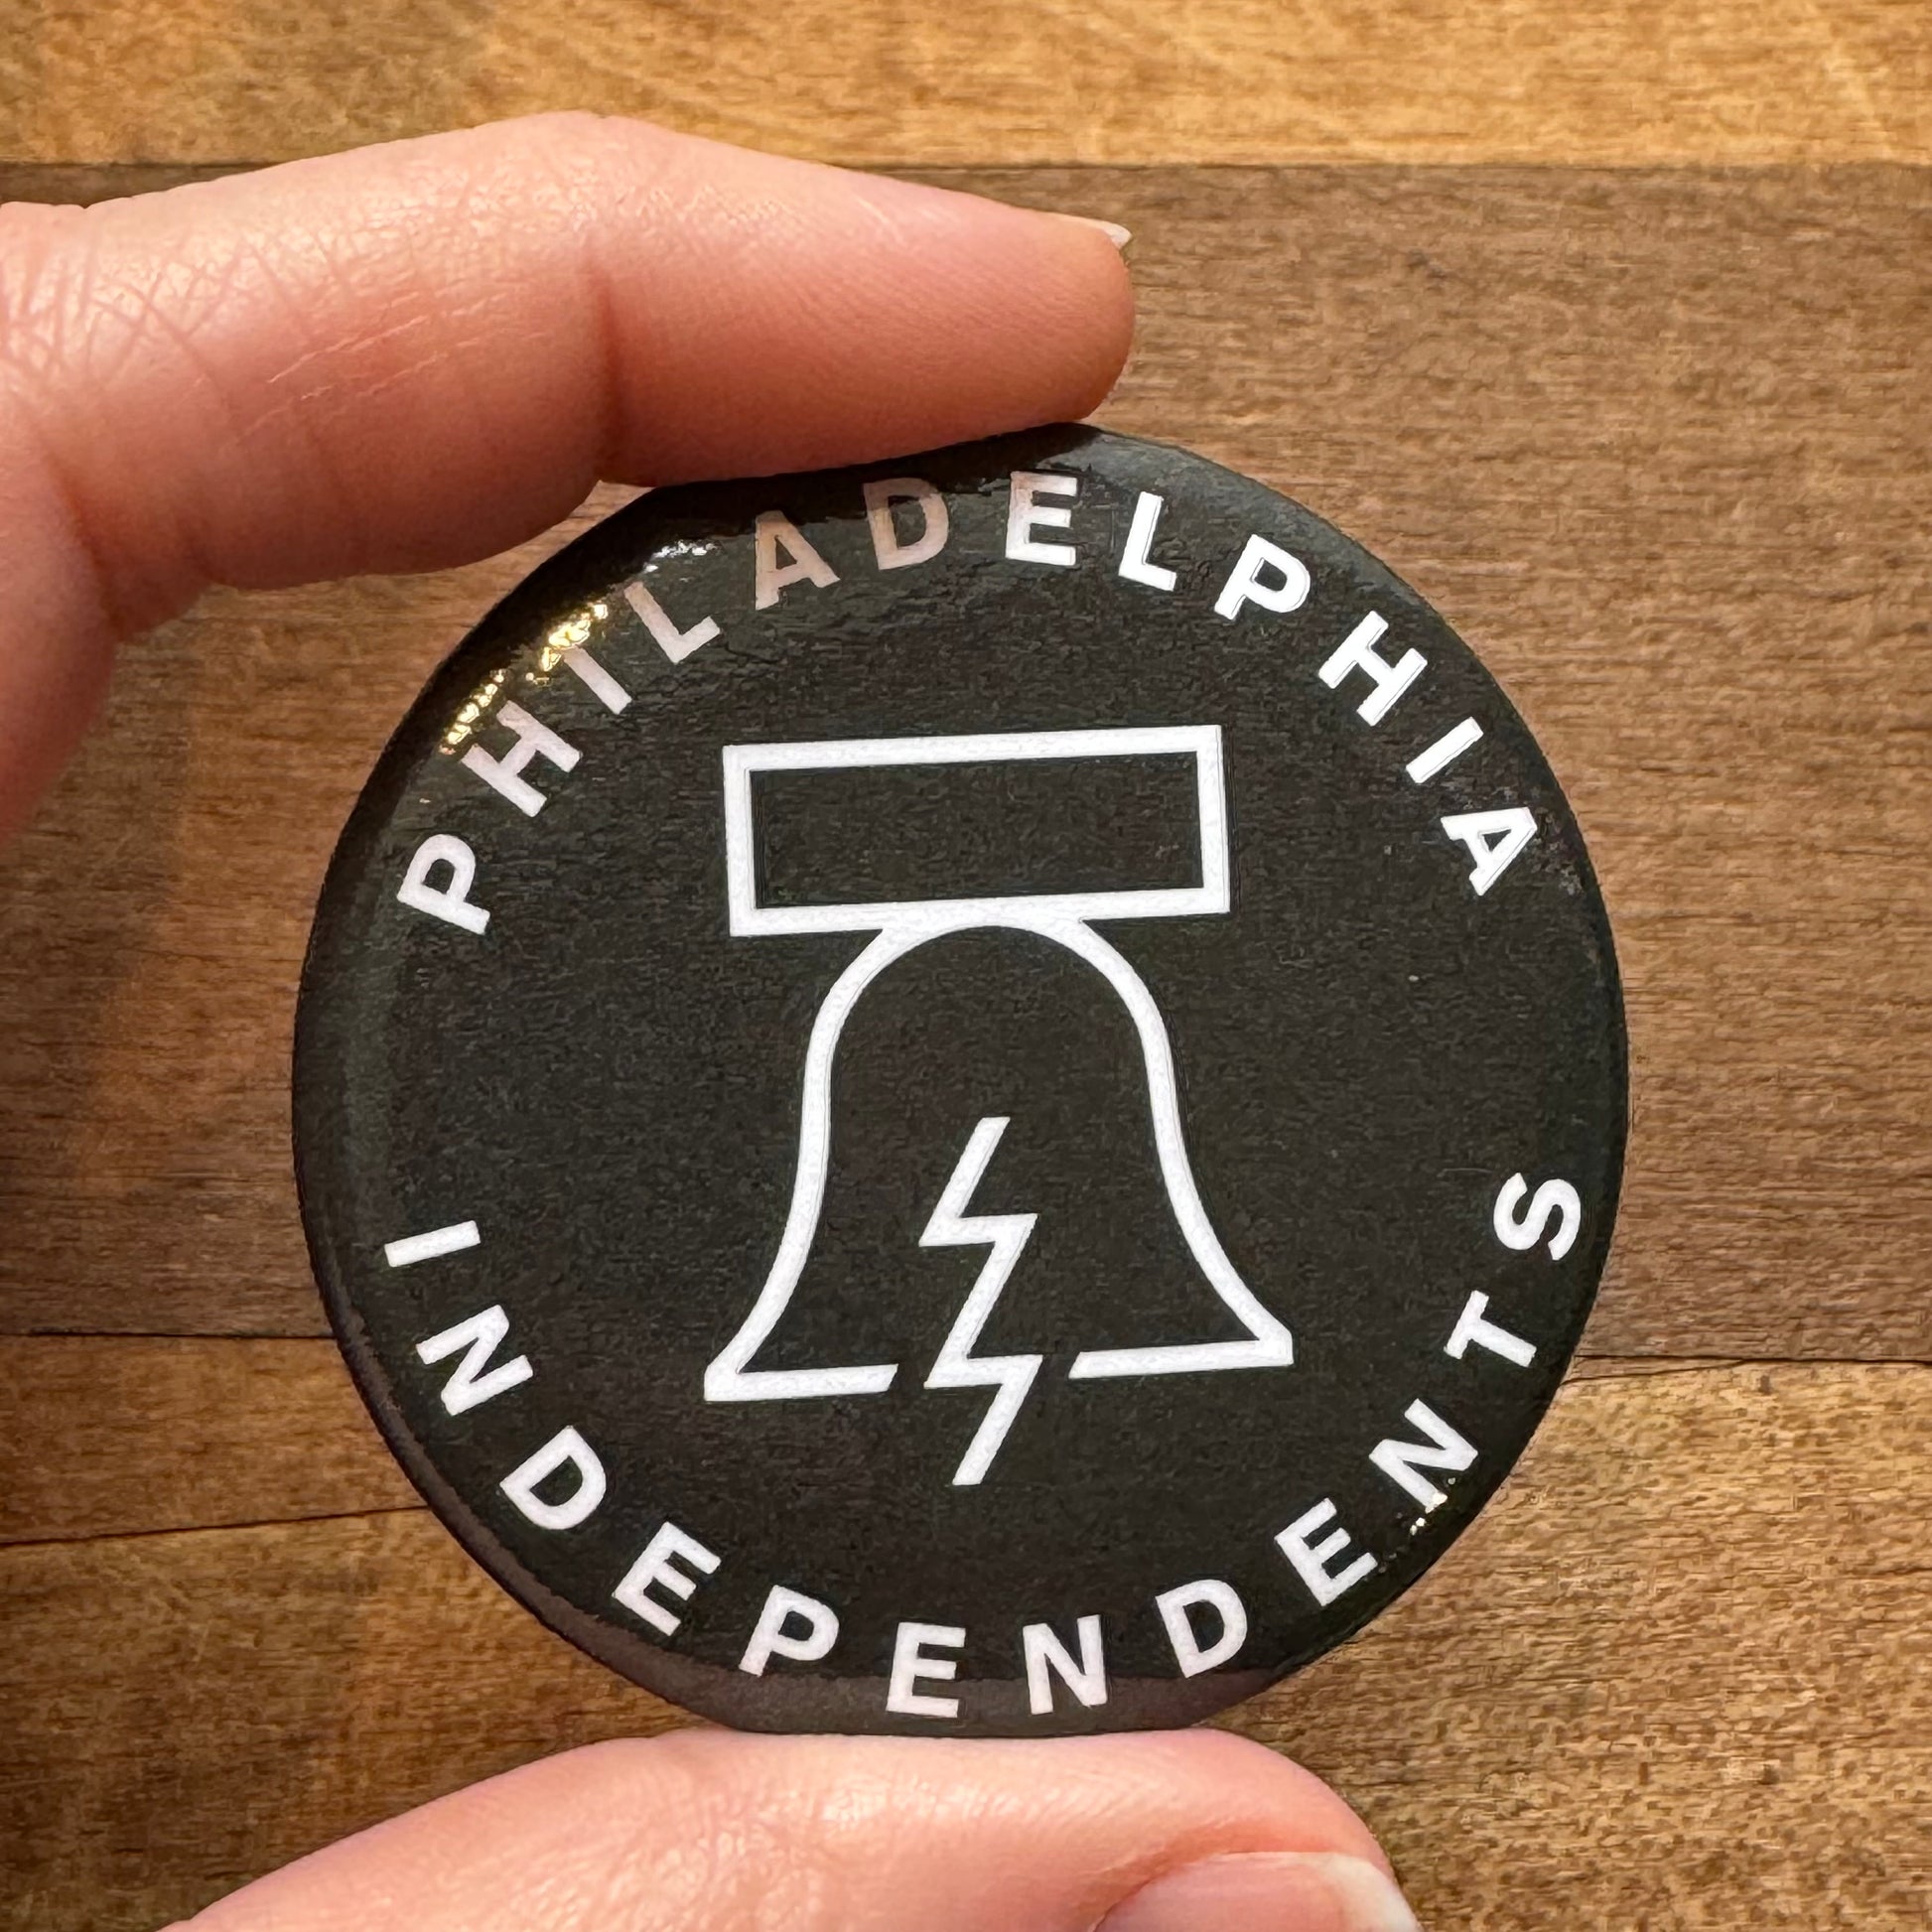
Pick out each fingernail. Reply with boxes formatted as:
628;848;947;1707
1098;1852;1421;1932
1057;213;1134;252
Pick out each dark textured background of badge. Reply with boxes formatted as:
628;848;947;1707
294;425;1625;1734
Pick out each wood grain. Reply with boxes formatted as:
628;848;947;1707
0;1340;1758;1546
2;1362;1924;1930
1240;1361;1932;1931
0;162;1924;1359
0;1339;412;1545
0;0;1925;168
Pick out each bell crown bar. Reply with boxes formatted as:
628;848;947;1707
722;725;1229;937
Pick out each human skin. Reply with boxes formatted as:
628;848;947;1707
0;115;1418;1932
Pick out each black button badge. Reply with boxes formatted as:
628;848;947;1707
295;426;1625;1735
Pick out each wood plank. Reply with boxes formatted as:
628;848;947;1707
0;164;1923;1357
0;1513;682;1932
1235;1361;1932;1931
0;161;241;204
0;0;1925;168
1;1363;1923;1930
0;1337;1742;1547
0;1338;413;1545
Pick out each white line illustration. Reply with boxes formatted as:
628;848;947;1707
919;1115;1042;1486
703;726;1294;1462
721;726;1230;938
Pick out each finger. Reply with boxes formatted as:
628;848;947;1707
179;1730;1418;1932
0;113;1133;830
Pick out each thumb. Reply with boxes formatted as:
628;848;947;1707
178;1730;1418;1932
0;112;1132;835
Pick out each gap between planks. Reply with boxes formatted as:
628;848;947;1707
3;1347;1925;1549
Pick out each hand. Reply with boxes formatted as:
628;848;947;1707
1;114;1418;1932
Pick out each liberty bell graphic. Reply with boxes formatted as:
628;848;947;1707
704;725;1294;1484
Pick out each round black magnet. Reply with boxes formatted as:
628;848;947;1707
295;425;1625;1736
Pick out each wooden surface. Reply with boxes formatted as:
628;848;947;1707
0;0;1926;165
3;24;1930;1932
4;1360;1927;1931
5;164;1927;1363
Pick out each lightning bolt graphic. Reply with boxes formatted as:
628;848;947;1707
921;1115;1041;1487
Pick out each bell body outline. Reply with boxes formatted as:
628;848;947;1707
704;726;1295;1470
